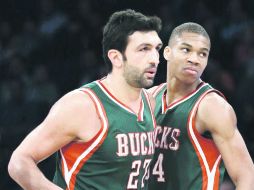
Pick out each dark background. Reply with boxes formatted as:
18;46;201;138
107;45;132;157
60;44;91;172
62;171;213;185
0;0;254;189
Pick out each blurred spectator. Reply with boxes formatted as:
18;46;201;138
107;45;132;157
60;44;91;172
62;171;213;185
25;64;59;105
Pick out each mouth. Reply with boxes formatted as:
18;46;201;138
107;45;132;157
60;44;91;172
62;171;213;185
145;67;157;79
183;67;198;75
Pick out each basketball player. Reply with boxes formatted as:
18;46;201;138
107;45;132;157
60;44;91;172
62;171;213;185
148;22;254;190
8;9;162;190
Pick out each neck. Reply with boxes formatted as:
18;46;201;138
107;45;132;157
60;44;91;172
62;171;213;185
166;77;202;105
102;73;142;103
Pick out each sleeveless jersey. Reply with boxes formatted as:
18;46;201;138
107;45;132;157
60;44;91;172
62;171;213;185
148;82;225;190
53;80;156;190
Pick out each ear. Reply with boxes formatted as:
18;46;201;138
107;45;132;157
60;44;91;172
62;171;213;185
108;49;123;68
163;46;171;61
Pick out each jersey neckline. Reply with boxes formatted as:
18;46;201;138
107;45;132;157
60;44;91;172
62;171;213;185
96;79;145;121
162;82;208;113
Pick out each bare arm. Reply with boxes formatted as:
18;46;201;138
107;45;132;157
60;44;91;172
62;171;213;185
8;90;101;190
196;92;254;190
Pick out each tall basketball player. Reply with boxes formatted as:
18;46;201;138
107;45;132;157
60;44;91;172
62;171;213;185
8;9;162;190
148;22;254;190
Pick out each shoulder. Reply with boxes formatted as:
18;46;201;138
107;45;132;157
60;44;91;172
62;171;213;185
197;92;237;135
52;89;96;116
46;89;101;140
199;92;234;117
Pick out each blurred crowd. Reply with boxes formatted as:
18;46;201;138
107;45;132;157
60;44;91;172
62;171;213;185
0;0;254;189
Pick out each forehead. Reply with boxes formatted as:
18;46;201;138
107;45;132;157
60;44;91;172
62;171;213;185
127;31;162;47
173;32;210;50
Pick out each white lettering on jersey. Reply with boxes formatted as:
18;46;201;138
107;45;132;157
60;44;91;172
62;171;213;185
154;126;180;150
116;131;154;157
147;131;155;155
169;128;180;150
154;126;162;147
140;133;148;155
160;127;172;149
116;134;129;156
129;133;141;156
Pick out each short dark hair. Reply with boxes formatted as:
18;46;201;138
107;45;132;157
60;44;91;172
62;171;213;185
102;9;162;72
168;22;210;46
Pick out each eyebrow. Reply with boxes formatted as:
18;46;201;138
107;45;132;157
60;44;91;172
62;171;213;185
137;42;163;49
181;42;209;52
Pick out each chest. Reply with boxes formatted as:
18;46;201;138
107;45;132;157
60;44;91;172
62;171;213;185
97;107;155;161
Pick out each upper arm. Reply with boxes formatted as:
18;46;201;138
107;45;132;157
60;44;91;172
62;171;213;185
13;90;101;163
197;93;254;184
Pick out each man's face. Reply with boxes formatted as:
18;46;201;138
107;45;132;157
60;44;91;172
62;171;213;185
122;31;162;88
165;32;210;84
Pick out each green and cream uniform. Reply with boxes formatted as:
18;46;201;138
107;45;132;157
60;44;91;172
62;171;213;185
148;82;225;190
53;79;156;190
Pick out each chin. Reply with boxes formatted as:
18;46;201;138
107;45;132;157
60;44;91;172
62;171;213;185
144;81;154;88
183;78;199;85
180;74;197;82
137;82;151;88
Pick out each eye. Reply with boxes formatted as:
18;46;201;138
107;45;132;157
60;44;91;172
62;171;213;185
199;52;208;58
181;48;189;53
140;46;150;52
156;45;162;52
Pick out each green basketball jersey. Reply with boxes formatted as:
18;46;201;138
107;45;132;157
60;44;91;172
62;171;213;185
148;82;225;190
53;80;156;190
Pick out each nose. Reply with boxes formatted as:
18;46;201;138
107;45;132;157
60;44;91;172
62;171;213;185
150;49;160;66
187;52;199;65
